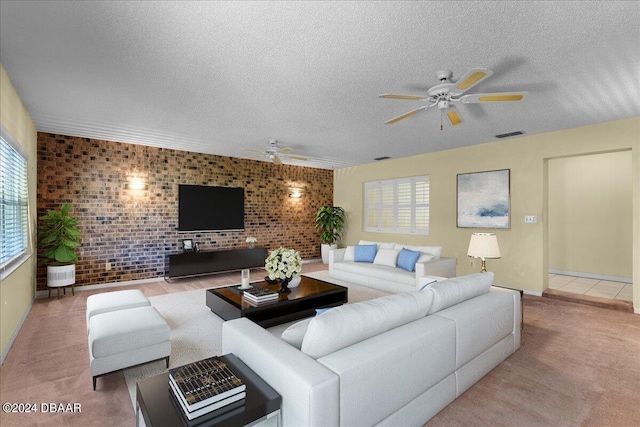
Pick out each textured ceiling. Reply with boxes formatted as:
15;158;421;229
1;1;639;169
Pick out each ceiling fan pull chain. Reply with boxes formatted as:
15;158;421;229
440;110;443;131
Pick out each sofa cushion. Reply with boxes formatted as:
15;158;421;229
426;272;494;314
397;248;421;272
343;246;355;262
86;289;150;330
373;248;400;267
417;253;436;263
281;305;337;348
394;244;443;259
281;317;313;349
354;244;377;263
89;306;170;358
359;240;396;250
300;291;434;359
333;261;415;286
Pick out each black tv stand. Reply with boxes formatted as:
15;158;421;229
167;247;268;279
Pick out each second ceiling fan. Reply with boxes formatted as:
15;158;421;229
243;140;308;165
380;68;527;129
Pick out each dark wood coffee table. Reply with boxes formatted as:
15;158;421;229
206;275;348;327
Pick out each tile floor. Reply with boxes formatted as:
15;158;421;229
548;274;633;302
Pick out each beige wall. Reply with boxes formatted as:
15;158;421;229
0;64;38;359
548;151;632;279
334;117;640;312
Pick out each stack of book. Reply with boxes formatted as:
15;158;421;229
242;286;279;305
169;357;246;425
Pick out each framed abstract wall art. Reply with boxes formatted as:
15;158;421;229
457;169;510;229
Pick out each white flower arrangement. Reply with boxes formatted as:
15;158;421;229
265;247;302;281
246;236;257;243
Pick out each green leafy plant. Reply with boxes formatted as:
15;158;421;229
314;206;345;245
38;203;81;265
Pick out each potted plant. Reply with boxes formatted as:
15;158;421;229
38;203;81;288
265;247;303;293
314;206;345;264
246;236;257;248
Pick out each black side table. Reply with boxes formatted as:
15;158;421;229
136;353;281;427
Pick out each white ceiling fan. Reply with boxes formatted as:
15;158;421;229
243;140;309;165
380;68;528;129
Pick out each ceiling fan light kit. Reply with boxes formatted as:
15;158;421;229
243;139;309;165
380;68;527;129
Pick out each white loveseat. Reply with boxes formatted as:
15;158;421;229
329;240;457;293
222;273;521;427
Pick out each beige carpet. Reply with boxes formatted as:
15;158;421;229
1;265;639;426
123;270;390;408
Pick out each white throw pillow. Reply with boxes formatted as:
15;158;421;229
373;248;400;267
281;317;313;349
359;240;396;250
343;246;355;262
301;291;434;359
417;253;436;263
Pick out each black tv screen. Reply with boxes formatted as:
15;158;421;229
178;185;244;232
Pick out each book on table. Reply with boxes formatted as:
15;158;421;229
169;380;245;421
242;286;279;302
242;296;279;307
169;356;246;413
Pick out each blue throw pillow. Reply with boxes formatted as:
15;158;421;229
354;244;377;263
397;248;421;272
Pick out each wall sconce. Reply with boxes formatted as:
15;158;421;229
288;187;304;198
125;177;149;191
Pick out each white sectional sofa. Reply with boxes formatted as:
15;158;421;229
329;240;457;293
222;272;521;427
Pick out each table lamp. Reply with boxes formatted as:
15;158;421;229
467;233;501;273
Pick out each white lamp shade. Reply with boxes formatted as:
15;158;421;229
467;233;501;259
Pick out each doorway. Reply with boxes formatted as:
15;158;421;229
546;150;633;305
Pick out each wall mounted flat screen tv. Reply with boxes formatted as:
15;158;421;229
178;185;244;232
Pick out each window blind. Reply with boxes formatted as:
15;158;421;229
364;175;429;235
1;130;29;270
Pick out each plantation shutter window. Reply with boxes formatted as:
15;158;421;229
364;175;429;235
0;126;30;276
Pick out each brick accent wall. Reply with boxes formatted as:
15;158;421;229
36;133;333;290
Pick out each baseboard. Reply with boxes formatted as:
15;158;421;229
35;277;163;298
523;290;543;297
0;296;35;367
549;269;632;284
35;262;321;298
635;307;640;315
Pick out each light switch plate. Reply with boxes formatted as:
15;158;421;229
524;215;537;224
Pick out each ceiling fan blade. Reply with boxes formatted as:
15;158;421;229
272;155;282;165
379;94;427;101
278;147;293;154
286;155;308;161
449;68;493;96
446;108;463;127
385;106;427;125
243;148;265;153
460;91;527;103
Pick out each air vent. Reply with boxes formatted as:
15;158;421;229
495;131;524;139
374;156;391;161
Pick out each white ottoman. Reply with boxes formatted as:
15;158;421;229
86;289;150;332
88;306;171;390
